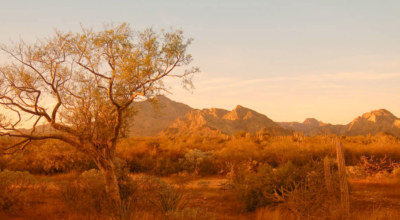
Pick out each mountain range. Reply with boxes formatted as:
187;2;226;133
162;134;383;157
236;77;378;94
128;95;192;137
161;105;291;136
128;96;400;138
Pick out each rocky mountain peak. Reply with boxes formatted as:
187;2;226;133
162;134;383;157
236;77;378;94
127;95;193;137
346;109;400;137
224;105;248;120
235;105;244;109
303;118;320;126
360;109;396;122
162;104;290;136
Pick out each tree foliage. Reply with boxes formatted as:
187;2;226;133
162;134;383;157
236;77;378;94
0;23;197;153
0;23;198;212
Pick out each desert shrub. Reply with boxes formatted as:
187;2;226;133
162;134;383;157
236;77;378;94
180;149;217;175
124;152;184;176
342;135;400;165
118;175;188;219
118;137;187;176
230;160;341;215
117;134;400;177
153;157;182;176
346;166;367;178
282;160;341;218
61;169;108;214
116;134;400;178
0;170;37;213
122;144;218;176
133;175;187;214
358;155;400;176
126;155;156;173
151;181;185;214
61;159;138;217
60;166;185;218
230;162;303;211
1;140;95;175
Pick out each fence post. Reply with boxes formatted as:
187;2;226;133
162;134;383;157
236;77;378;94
336;138;350;217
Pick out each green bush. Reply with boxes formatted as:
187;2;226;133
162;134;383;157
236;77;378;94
0;169;37;213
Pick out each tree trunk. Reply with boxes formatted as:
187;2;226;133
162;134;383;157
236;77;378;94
94;149;121;216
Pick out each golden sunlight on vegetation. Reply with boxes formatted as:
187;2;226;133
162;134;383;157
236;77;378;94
1;22;400;220
1;133;400;219
0;23;198;216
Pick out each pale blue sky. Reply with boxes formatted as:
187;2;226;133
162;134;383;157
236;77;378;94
1;0;399;124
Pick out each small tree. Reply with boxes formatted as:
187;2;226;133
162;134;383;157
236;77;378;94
0;23;198;213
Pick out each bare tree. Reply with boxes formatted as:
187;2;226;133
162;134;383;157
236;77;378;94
0;23;198;212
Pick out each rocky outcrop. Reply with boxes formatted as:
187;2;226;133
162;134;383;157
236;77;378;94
278;109;400;138
162;105;291;136
344;109;400;137
127;95;193;137
278;118;345;136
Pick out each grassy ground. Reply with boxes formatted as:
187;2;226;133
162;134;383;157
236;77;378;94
2;174;400;220
349;177;400;219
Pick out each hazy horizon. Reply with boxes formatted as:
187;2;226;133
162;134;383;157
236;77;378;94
1;0;399;124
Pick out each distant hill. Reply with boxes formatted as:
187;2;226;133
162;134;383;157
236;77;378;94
278;118;345;136
129;98;400;138
344;109;400;137
278;109;400;138
12;95;192;138
162;105;292;136
20;96;399;138
127;95;193;137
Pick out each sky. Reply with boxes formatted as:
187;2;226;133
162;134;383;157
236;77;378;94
0;0;399;124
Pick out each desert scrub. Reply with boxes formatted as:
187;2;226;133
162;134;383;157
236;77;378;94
0;169;37;213
282;160;341;218
133;175;187;214
346;166;366;178
230;162;303;211
61;169;186;218
1;141;95;175
61;161;138;217
61;169;108;215
180;149;217;176
358;155;400;176
230;160;341;216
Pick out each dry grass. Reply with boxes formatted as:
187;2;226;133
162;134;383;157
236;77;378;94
1;134;400;219
1;174;400;219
